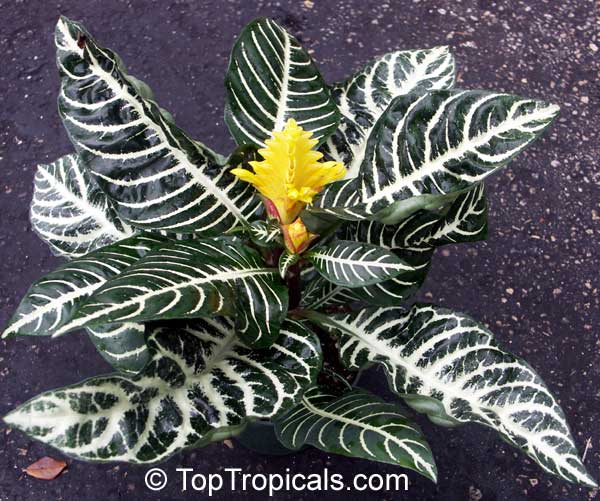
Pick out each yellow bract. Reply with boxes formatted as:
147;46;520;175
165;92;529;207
230;118;346;224
282;217;318;254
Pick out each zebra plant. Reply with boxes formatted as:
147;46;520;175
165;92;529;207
2;15;595;488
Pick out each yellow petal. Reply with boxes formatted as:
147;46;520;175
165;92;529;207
230;167;256;183
230;118;347;223
286;184;318;203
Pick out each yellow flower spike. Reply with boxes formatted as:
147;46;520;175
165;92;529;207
282;217;318;254
230;118;346;224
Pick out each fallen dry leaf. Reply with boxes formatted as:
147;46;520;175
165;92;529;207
24;457;67;480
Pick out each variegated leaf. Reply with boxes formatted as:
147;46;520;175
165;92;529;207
70;238;288;348
308;305;596;487
275;387;437;481
351;183;487;253
315;90;559;222
247;219;282;247
306;240;417;288
55;17;260;235
300;272;353;310
278;251;299;279
349;250;432;306
340;185;485;305
87;323;149;374
403;183;488;249
2;234;166;339
323;46;455;178
308;177;366;220
5;318;321;463
225;17;339;147
31;153;132;258
361;90;558;218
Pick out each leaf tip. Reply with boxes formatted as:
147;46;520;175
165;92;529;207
548;102;561;118
56;15;73;34
433;44;452;54
579;468;598;489
1;325;14;339
3;408;19;427
55;15;86;54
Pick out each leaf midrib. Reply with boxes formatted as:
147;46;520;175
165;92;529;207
57;267;276;336
330;314;590;483
299;393;434;476
363;96;558;204
57;20;247;226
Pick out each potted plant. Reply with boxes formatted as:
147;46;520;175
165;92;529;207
2;16;595;488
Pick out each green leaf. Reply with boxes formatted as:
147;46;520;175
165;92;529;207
278;251;299;279
2;234;166;339
348;250;432;306
71;237;288;348
4;318;322;463
311;47;455;222
224;17;339;147
315;90;559;221
361;90;558;216
299;209;341;237
306;240;418;288
323;46;455;178
55;17;260;235
307;178;366;221
351;183;487;252
275;387;437;482
246;219;282;247
86;323;149;375
300;273;354;310
406;183;488;248
339;185;486;306
308;305;597;487
30;154;133;258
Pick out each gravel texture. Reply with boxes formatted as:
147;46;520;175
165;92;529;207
0;0;598;500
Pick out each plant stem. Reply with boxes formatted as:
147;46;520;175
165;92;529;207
286;262;301;310
265;247;283;267
293;308;334;326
